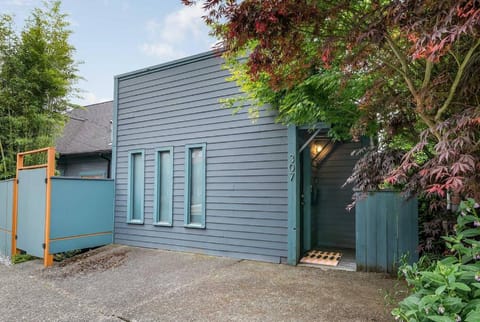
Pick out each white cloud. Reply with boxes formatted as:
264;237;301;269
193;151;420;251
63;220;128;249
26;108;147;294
140;43;184;61
81;92;111;106
160;4;205;43
145;19;161;34
140;3;213;61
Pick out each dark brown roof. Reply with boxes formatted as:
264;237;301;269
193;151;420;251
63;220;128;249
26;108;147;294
56;101;113;155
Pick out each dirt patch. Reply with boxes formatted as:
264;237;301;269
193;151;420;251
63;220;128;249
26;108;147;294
41;245;130;279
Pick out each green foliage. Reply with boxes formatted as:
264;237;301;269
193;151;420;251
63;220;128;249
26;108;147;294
0;1;79;179
53;249;83;262
392;199;480;321
187;0;480;200
11;253;36;264
220;37;372;140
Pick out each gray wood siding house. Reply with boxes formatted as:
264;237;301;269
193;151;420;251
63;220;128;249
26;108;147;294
113;51;418;270
113;52;289;263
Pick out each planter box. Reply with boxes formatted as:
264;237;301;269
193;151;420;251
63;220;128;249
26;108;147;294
355;191;418;273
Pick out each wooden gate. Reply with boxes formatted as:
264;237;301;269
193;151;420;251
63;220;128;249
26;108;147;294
12;147;55;266
11;147;114;267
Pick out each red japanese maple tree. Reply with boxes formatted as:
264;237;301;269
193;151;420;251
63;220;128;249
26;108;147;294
184;0;480;200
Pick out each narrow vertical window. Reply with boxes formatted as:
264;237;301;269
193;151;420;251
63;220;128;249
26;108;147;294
127;150;144;223
153;147;173;226
184;143;206;228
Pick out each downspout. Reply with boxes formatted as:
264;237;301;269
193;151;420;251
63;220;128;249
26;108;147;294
99;153;111;179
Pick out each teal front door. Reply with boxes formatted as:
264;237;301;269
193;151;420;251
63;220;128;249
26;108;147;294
301;148;312;254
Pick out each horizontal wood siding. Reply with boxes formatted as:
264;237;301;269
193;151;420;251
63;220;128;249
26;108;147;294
57;156;110;178
114;52;288;263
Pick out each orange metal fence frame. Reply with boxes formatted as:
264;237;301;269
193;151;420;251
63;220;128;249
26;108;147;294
11;147;56;267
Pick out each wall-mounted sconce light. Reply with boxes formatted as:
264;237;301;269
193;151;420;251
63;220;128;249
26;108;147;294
316;144;323;153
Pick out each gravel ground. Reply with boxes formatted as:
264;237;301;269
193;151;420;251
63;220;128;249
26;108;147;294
0;254;11;266
0;245;401;321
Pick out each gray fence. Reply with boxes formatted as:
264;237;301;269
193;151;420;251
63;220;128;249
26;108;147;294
356;191;418;273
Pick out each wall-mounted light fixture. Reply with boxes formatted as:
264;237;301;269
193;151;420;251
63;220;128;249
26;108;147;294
310;142;324;157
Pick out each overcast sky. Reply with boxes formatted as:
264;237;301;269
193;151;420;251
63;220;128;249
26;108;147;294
1;0;215;105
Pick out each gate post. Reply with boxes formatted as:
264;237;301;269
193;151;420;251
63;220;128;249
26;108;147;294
43;147;55;267
11;153;22;257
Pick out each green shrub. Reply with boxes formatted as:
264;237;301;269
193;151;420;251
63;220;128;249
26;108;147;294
392;199;480;322
11;253;36;264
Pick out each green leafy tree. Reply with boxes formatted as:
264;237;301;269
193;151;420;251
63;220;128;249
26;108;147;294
0;1;79;178
221;47;371;140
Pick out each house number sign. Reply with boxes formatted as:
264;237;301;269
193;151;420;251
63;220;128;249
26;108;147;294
288;153;295;181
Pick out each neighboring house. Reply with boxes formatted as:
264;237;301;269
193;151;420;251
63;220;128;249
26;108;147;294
112;51;416;267
56;101;113;178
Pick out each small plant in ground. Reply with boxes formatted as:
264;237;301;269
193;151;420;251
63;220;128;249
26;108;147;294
417;195;457;257
392;199;480;321
11;253;36;264
384;281;409;310
53;248;88;262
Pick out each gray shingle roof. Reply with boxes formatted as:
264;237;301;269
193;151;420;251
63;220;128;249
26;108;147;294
56;101;113;155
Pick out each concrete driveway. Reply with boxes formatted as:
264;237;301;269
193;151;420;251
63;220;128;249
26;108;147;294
0;245;398;321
